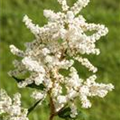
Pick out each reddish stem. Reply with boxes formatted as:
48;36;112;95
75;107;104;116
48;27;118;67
48;91;55;120
49;114;55;120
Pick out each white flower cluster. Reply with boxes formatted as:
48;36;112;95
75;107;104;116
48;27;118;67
8;0;114;118
0;89;28;120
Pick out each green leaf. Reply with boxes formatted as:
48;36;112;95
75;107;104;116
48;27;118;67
12;76;45;90
12;76;24;82
58;108;87;120
27;83;45;90
58;107;71;119
59;69;70;77
28;99;42;115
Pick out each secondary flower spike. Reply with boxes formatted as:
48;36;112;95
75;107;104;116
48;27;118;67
8;0;114;118
0;89;28;120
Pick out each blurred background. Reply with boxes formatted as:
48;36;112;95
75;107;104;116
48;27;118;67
0;0;120;120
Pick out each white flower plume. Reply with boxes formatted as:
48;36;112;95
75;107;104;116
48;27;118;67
8;0;114;118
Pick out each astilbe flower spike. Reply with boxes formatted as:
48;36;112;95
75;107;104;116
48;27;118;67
0;0;114;120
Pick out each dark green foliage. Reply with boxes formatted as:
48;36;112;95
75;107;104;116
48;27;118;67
28;99;42;115
12;76;45;90
58;107;71;119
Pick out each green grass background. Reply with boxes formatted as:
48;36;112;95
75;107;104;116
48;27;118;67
0;0;120;120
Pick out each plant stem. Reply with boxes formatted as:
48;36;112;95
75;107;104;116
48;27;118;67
48;94;55;120
49;114;55;120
